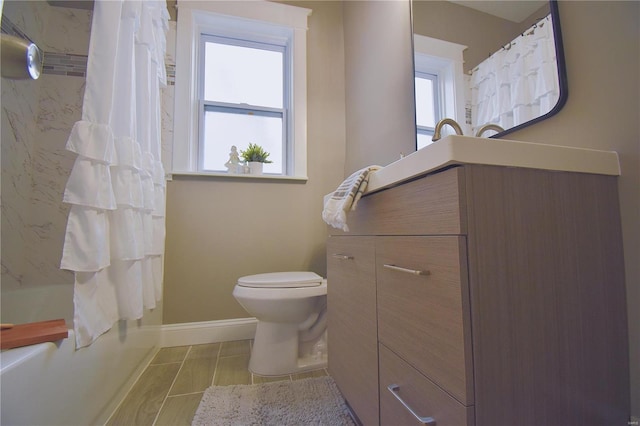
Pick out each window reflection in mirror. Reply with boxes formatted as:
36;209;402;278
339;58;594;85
411;0;567;148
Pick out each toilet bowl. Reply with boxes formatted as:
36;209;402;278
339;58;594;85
232;271;328;376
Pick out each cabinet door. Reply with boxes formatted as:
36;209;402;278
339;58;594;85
327;236;378;426
377;236;474;406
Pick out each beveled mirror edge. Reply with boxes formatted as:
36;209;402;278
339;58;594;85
409;0;418;146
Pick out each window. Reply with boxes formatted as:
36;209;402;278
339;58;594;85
200;36;287;174
173;1;311;179
415;71;440;149
413;34;468;150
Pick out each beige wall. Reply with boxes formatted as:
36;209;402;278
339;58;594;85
343;0;416;174
162;1;347;323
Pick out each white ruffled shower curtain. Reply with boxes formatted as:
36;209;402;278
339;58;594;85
61;0;169;348
469;14;558;134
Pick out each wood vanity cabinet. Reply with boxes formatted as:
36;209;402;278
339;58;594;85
327;165;629;426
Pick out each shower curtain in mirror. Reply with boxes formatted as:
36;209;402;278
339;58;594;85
60;0;169;348
469;14;558;135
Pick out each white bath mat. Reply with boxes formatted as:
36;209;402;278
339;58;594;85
191;376;355;426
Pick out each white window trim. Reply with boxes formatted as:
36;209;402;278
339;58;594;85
172;1;311;179
413;34;468;136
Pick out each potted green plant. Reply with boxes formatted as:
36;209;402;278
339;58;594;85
240;143;272;175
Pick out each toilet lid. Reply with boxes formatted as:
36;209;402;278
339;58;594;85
237;271;323;288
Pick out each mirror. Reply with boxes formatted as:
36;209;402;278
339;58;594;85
411;0;567;147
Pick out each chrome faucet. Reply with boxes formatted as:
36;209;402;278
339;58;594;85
475;123;505;137
432;118;463;142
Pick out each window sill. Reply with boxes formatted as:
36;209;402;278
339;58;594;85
168;171;308;183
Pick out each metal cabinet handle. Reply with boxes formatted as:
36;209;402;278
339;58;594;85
383;264;430;276
387;384;436;425
332;254;354;260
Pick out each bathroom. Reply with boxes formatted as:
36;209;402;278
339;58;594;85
1;0;638;424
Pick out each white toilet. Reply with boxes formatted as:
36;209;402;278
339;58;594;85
232;271;328;376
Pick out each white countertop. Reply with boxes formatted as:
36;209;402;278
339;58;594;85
367;135;621;193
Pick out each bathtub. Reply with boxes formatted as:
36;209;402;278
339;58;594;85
1;322;160;425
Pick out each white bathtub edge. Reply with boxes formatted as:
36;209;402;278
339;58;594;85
0;341;51;375
0;325;161;426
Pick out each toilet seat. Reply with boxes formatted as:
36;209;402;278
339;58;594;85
237;271;322;288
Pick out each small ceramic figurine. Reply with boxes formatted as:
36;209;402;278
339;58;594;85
225;145;242;173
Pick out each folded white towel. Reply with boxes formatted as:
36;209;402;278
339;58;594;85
322;166;381;232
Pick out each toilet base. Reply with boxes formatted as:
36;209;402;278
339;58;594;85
291;352;328;375
249;321;327;376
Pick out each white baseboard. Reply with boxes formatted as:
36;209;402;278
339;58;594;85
160;317;257;347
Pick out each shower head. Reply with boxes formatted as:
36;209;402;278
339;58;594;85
1;34;43;80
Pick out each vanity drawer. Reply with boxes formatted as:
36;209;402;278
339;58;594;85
376;236;474;405
379;344;474;426
334;167;466;236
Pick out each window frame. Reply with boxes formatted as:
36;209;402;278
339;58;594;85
172;1;311;180
413;34;467;150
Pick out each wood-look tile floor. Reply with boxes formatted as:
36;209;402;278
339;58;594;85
106;339;328;426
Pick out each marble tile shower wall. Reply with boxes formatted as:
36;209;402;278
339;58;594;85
1;1;176;323
1;1;53;297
